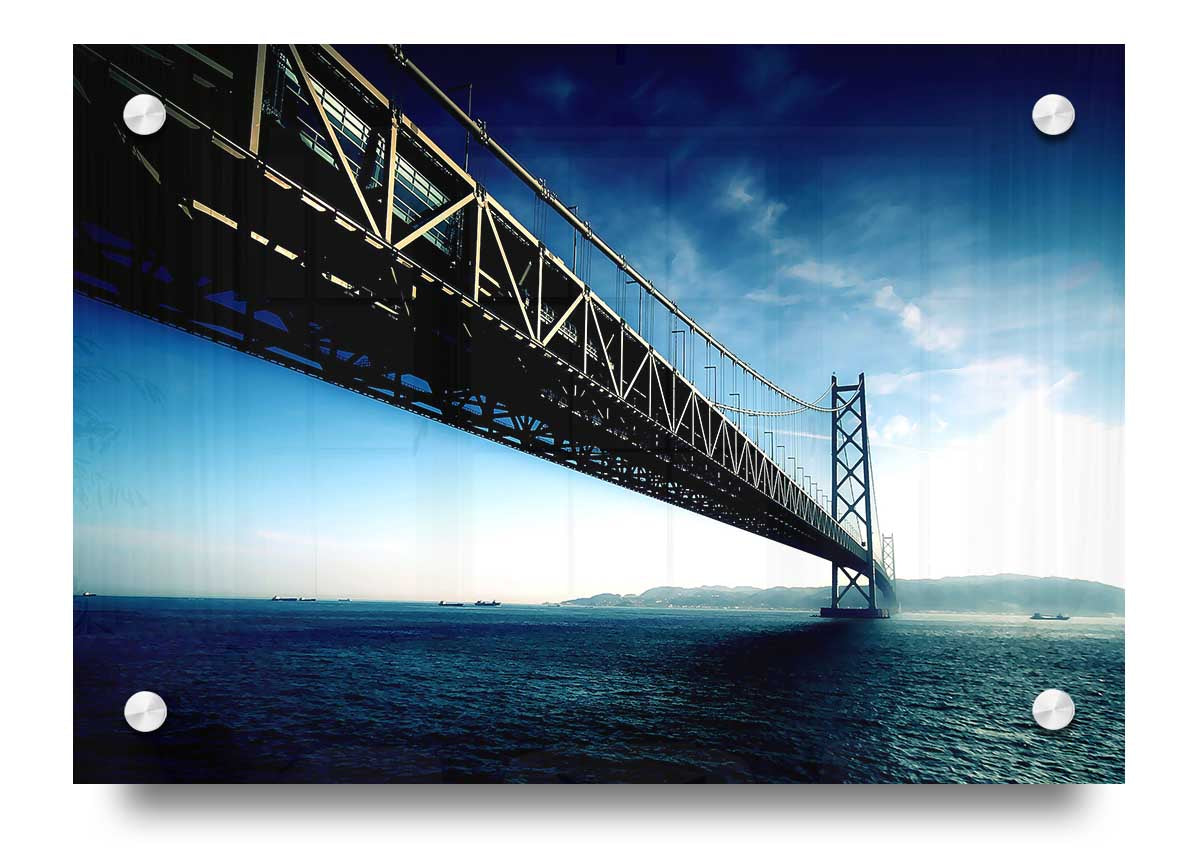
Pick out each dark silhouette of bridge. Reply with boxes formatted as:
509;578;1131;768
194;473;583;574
73;44;896;614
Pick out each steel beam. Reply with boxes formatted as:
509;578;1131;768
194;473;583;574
288;45;383;239
393;191;474;252
384;111;398;243
249;44;267;154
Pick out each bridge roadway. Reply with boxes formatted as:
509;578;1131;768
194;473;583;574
72;45;894;606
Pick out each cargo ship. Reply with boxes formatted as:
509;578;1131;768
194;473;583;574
438;600;464;607
1030;612;1070;620
475;600;501;607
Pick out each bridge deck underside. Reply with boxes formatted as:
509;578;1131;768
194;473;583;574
73;45;893;605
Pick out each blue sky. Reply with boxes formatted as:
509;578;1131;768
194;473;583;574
74;45;1124;599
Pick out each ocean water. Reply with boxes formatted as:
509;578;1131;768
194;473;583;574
73;597;1124;783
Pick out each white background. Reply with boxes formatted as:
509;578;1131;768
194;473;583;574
3;2;1194;857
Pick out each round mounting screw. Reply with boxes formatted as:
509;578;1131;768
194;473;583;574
123;94;167;136
124;690;168;732
1032;688;1075;730
1032;94;1075;136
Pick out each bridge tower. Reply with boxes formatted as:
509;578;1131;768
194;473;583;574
821;373;890;619
882;533;899;612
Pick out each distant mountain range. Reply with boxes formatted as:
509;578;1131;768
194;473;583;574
564;574;1124;616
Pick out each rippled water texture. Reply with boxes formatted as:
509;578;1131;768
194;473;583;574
74;598;1124;783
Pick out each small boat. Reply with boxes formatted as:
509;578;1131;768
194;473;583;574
337;598;351;602
80;591;97;598
1030;612;1070;620
271;595;299;602
298;597;317;602
438;600;464;607
474;600;501;607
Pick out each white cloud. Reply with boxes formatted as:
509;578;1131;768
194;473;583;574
723;176;754;208
873;378;1124;586
879;414;917;443
744;286;805;306
752;200;788;236
783;259;856;288
875;283;964;353
663;229;702;292
873;283;901;309
872;356;1051;419
721;173;789;237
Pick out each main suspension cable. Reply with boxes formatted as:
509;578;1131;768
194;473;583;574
713;380;852;415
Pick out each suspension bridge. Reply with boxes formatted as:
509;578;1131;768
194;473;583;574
72;44;897;616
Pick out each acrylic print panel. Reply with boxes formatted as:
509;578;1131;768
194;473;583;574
73;44;1124;783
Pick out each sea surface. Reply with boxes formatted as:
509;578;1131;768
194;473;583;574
74;597;1124;783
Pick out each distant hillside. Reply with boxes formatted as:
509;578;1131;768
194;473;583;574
565;574;1124;616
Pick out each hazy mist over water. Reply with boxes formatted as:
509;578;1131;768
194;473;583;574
75;598;1123;783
